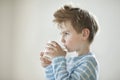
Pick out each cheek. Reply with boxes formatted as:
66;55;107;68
65;36;73;44
65;36;78;47
65;35;81;50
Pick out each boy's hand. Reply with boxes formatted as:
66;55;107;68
45;41;66;59
40;52;51;68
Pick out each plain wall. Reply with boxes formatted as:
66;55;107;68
0;0;120;80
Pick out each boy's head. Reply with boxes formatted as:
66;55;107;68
53;5;98;44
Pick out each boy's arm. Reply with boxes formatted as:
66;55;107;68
51;56;98;80
40;52;54;80
45;64;55;80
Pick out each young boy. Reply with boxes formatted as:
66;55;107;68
40;4;99;80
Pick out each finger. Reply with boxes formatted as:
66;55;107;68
50;41;58;47
44;58;51;64
45;46;54;51
47;41;58;47
41;63;50;68
40;57;51;64
51;41;63;49
46;43;55;49
40;57;47;64
40;56;44;61
40;52;44;56
45;46;57;53
43;56;51;61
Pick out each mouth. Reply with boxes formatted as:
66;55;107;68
62;45;68;52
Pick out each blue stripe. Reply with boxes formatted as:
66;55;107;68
45;52;99;80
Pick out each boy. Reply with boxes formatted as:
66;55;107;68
40;4;99;80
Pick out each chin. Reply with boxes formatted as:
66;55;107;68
65;46;74;52
67;49;74;52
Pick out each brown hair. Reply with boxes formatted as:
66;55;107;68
53;5;99;43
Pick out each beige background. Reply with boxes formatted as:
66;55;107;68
0;0;120;80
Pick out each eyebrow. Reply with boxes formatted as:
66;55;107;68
60;30;69;34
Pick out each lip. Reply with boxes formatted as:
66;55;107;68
62;45;68;51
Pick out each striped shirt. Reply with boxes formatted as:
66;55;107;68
44;52;99;80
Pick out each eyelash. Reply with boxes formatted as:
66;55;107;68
60;32;69;36
64;32;69;35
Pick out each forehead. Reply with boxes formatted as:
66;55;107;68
58;21;73;32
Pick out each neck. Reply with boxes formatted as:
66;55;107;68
76;44;90;56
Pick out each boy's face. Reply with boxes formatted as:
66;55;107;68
59;21;84;52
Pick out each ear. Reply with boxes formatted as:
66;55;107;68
81;28;90;40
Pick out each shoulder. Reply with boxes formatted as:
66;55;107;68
72;52;98;68
80;53;98;66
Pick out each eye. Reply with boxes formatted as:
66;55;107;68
64;32;69;35
60;31;70;36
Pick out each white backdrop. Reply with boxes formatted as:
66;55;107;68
0;0;120;80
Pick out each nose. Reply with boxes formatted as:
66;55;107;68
61;36;65;44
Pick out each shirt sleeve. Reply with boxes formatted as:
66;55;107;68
51;56;98;80
45;64;55;80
